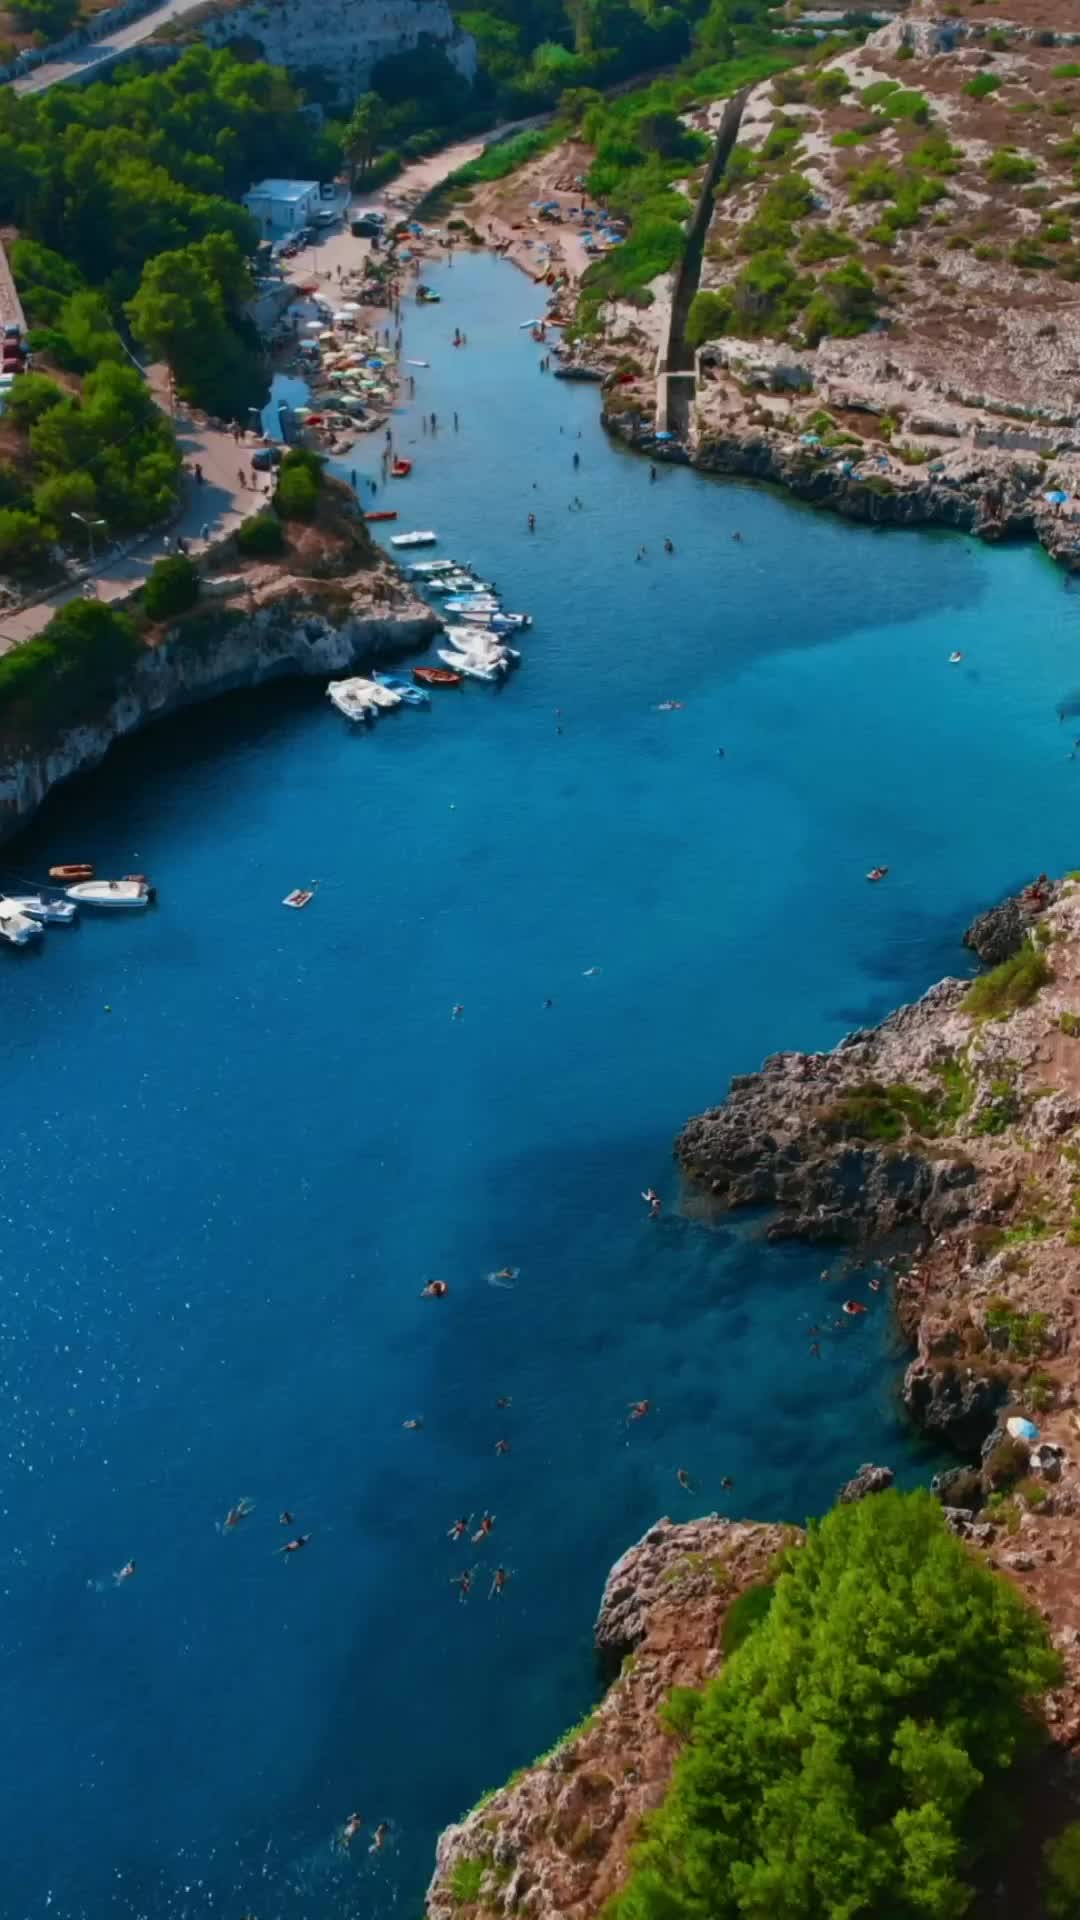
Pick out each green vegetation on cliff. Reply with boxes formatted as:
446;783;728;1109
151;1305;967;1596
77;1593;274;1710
612;1491;1060;1920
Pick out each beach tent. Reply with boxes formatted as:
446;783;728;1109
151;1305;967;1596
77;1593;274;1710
1045;490;1070;505
1007;1416;1040;1442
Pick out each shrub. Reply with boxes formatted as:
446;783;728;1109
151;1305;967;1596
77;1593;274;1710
797;224;856;264
812;68;849;106
450;1855;489;1903
275;449;324;522
236;510;285;557
849;157;899;203
720;1582;774;1653
963;944;1051;1017
965;73;1002;99
143;553;199;622
1060;1011;1080;1037
611;1492;1061;1920
1045;1822;1080;1918
0;598;139;741
660;1687;703;1738
987;146;1038;185
984;1434;1032;1490
0;508;52;575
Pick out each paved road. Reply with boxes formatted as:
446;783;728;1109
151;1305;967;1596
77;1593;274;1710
11;0;202;95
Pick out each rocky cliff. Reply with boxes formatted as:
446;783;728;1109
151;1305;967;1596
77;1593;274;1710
188;0;475;102
0;563;438;845
426;1516;792;1920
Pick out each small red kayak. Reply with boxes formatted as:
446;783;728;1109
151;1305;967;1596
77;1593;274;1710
391;458;412;478
365;510;398;522
49;862;94;881
414;666;462;687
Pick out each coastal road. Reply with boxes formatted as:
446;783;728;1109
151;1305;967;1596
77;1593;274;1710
11;0;204;96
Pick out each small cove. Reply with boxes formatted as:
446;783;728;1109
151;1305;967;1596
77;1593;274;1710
2;251;1080;1918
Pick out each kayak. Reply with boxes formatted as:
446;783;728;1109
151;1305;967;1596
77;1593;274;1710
391;459;412;477
365;510;398;522
413;666;463;687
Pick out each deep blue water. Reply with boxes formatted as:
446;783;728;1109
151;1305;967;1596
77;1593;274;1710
3;251;1080;1920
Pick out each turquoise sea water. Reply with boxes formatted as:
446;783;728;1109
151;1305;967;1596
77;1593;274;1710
3;251;1080;1919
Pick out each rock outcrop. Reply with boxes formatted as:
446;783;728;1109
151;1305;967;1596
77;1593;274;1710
0;567;438;846
427;1516;792;1920
837;1462;895;1503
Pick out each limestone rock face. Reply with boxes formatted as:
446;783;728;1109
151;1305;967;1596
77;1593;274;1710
837;1463;895;1504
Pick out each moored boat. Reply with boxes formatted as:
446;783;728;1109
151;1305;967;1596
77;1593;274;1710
413;666;463;688
4;893;77;925
283;888;314;909
49;863;94;882
328;678;377;721
390;459;413;478
373;672;430;707
0;901;43;945
390;530;438;549
64;879;152;909
365;510;398;522
437;648;504;681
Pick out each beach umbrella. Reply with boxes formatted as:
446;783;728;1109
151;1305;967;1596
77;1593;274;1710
1045;489;1069;505
1007;1416;1040;1442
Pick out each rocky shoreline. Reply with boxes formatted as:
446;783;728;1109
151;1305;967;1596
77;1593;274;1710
0;559;438;847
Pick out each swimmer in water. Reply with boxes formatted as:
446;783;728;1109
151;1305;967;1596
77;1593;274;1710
868;1277;882;1292
628;1399;651;1422
843;1300;868;1316
642;1187;660;1208
663;538;674;554
490;1566;510;1597
677;1467;694;1492
809;1341;821;1358
492;1267;519;1281
496;1395;512;1409
278;1534;312;1556
495;1438;511;1455
451;1004;464;1020
340;1813;364;1850
451;1566;477;1602
472;1511;495;1543
114;1560;136;1584
543;997;553;1009
447;1515;472;1541
720;1476;734;1491
221;1496;255;1532
279;1510;294;1526
370;1822;390;1853
583;966;601;977
421;1279;449;1298
403;1417;424;1430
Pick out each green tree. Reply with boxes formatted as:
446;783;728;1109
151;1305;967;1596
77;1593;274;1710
33;468;97;528
344;92;388;185
7;372;64;430
1045;1823;1080;1919
8;0;77;40
0;507;52;573
144;551;199;621
613;1492;1061;1920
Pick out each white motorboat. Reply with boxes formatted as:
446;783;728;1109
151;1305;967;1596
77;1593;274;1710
328;679;376;721
65;879;151;908
443;597;501;614
0;901;43;945
409;559;458;576
442;628;520;664
390;529;437;549
4;893;77;924
437;647;504;681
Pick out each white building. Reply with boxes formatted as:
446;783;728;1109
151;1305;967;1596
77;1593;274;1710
243;179;321;236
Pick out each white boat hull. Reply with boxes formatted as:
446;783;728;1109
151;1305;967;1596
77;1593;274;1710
65;880;150;908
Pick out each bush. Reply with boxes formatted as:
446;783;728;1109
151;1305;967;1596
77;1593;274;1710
143;553;200;622
987;146;1038;185
984;1433;1031;1490
720;1582;774;1653
797;224;856;264
660;1687;703;1739
0;507;52;576
449;1856;489;1903
236;510;285;557
275;449;324;522
849;157;899;203
812;68;850;106
612;1492;1060;1920
965;73;1002;99
1045;1822;1080;1919
962;944;1051;1017
0;598;139;742
6;373;64;430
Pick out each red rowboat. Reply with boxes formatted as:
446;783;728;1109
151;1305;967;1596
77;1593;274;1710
413;666;462;688
365;510;398;522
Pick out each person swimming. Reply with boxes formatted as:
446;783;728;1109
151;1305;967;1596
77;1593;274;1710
491;1267;519;1281
451;1004;465;1020
472;1511;495;1543
369;1822;390;1853
403;1417;424;1430
279;1510;294;1527
676;1467;694;1491
451;1567;477;1602
663;538;674;554
495;1438;511;1455
278;1534;312;1556
221;1497;255;1532
490;1566;510;1597
720;1476;734;1491
421;1279;449;1298
496;1395;512;1409
628;1399;651;1422
114;1560;136;1584
340;1812;364;1849
447;1515;472;1541
842;1300;868;1316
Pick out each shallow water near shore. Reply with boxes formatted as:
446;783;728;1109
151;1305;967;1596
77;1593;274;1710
4;250;1080;1918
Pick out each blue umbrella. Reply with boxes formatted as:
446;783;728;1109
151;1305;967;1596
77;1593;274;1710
1045;489;1069;505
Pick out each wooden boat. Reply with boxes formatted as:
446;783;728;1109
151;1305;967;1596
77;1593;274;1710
365;510;398;522
283;888;315;909
413;666;462;688
391;458;412;477
49;863;94;881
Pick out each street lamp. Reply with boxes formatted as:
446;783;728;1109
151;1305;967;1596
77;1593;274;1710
71;511;106;565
